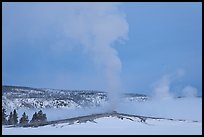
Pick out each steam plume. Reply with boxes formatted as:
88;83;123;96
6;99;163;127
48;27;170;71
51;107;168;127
152;69;185;100
7;3;129;109
152;74;173;100
60;3;129;109
182;85;197;98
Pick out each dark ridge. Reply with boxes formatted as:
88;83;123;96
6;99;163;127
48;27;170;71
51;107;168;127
124;93;147;97
2;85;44;93
2;85;148;97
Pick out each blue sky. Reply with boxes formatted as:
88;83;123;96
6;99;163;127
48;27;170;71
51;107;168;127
2;2;202;96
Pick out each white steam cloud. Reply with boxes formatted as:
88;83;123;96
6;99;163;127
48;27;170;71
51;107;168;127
152;69;186;100
31;2;129;110
152;74;173;100
152;69;198;99
182;85;197;98
62;3;129;109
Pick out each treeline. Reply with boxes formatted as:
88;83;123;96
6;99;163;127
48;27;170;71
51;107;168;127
2;108;47;126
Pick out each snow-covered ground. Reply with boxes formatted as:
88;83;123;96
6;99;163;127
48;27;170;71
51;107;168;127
2;97;202;135
118;97;202;121
2;117;201;135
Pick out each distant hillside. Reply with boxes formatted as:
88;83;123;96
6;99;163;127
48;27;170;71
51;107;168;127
2;85;148;110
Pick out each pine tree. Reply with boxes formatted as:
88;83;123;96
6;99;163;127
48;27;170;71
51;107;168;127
30;112;38;123
8;112;13;125
2;108;8;125
42;113;47;122
30;110;47;125
19;112;29;125
37;110;43;122
13;109;18;125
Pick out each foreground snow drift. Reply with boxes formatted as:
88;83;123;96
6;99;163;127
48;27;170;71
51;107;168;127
2;116;201;135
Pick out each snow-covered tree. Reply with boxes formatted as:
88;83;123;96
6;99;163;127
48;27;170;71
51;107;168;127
37;110;43;122
2;108;8;125
8;112;13;125
30;110;47;124
30;112;38;123
42;113;47;122
19;112;29;125
13;109;18;125
37;110;47;122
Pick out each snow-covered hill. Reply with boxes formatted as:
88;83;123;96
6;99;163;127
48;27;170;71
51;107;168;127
2;85;148;110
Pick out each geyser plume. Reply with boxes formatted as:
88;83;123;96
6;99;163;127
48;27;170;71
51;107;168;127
182;85;197;98
152;74;173;100
152;69;199;99
10;3;128;110
63;3;129;110
152;69;185;100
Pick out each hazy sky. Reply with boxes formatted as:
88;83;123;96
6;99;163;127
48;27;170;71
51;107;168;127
2;2;202;96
